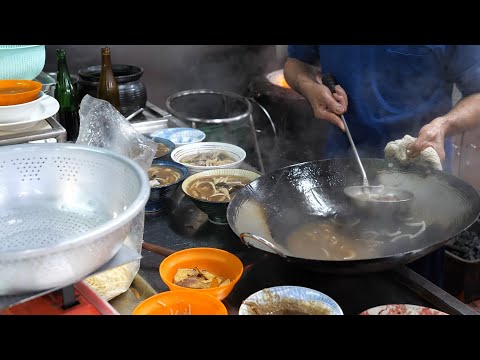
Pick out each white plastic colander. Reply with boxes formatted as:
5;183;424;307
0;143;150;295
0;45;46;80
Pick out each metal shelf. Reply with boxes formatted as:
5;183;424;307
0;116;67;146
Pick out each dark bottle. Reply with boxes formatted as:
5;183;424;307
54;49;80;142
97;47;121;110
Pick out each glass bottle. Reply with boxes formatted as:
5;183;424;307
97;47;121;110
54;49;80;142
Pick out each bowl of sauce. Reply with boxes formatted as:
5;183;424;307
239;286;343;315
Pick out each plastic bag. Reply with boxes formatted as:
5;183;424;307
76;95;157;301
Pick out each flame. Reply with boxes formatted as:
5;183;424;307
278;77;291;89
267;70;291;89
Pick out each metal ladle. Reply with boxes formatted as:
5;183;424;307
321;74;414;208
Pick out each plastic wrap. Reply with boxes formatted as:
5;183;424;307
77;95;156;301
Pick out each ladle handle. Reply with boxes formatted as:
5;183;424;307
321;73;338;94
321;73;369;187
239;233;287;258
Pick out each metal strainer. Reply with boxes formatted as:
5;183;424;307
0;143;150;295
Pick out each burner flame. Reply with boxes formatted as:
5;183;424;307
267;70;291;89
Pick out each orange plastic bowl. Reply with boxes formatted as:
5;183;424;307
0;80;43;106
159;247;243;301
132;290;228;315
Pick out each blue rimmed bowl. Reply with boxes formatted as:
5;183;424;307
144;136;175;160
150;127;206;147
238;285;343;315
146;159;188;213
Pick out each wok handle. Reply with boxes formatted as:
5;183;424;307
142;241;176;257
239;232;287;258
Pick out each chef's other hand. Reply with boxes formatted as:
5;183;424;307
299;76;348;131
408;118;447;161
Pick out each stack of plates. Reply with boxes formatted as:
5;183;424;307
0;92;59;133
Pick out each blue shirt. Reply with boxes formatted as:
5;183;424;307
287;45;480;172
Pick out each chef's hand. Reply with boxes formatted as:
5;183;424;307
408;118;447;161
299;75;349;131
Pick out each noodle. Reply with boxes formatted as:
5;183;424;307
148;166;182;188
85;263;134;301
390;221;426;242
187;175;250;202
155;143;171;158
181;151;236;166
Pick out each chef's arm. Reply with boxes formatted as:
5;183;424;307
438;93;480;135
284;57;348;131
284;57;319;94
410;93;480;160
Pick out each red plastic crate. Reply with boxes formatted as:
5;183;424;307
1;282;119;315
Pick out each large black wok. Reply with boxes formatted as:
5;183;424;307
226;158;480;273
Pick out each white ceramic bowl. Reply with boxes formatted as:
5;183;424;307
239;286;343;315
149;127;206;147
0;91;46;123
171;142;246;175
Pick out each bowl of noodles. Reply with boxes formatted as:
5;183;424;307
182;168;261;225
147;159;188;213
171;142;246;175
145;135;175;160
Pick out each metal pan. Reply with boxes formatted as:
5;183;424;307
226;158;480;274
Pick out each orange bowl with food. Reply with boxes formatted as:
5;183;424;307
0;80;43;106
159;247;243;301
182;168;261;225
132;290;228;315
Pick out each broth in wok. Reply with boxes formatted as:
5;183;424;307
286;216;427;260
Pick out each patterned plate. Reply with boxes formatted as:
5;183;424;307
359;304;448;315
239;285;343;315
150;128;206;146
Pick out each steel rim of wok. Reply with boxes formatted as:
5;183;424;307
226;158;480;273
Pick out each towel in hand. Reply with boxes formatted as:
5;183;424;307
384;135;442;170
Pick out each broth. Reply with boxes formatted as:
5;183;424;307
187;175;251;202
285;216;427;260
148;166;182;187
155;143;171;158
243;290;333;315
287;222;359;260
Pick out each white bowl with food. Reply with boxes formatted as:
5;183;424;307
182;168;261;224
171;141;246;175
239;286;343;315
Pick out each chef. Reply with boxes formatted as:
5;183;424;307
284;45;480;287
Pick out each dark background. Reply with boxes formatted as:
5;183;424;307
44;45;288;107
